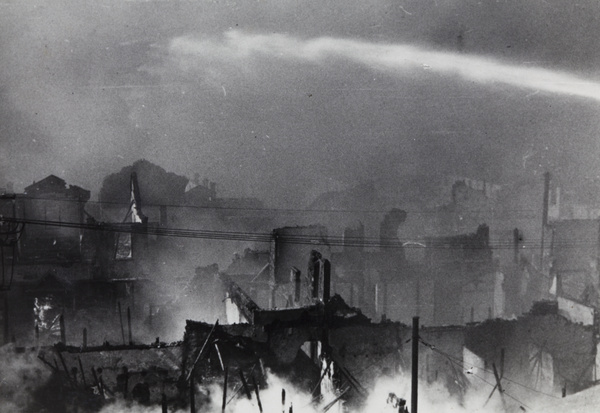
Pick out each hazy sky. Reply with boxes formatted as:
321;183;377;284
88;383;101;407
2;0;600;206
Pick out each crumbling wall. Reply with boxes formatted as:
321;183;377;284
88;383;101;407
418;326;467;396
465;313;596;395
328;323;405;392
273;226;329;285
47;344;183;407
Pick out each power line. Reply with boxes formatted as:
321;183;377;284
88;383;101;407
1;193;546;216
1;216;599;250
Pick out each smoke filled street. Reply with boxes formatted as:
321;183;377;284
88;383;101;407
2;0;600;412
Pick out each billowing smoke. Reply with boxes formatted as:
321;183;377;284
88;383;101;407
171;30;600;103
0;344;51;412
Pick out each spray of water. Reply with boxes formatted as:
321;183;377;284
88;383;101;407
171;30;600;103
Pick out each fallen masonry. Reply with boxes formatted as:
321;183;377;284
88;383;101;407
5;288;598;412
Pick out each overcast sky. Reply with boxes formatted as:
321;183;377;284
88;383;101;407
2;0;600;206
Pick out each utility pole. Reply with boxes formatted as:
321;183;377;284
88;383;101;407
221;364;228;413
540;172;550;269
411;316;419;413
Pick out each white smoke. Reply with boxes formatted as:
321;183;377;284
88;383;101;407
94;370;511;413
0;347;563;413
0;344;51;412
170;30;600;103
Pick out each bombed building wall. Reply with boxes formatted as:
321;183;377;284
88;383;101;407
327;322;405;396
357;310;597;402
99;160;188;208
3;164;266;349
4;169;600;410
0;231;156;348
332;222;499;325
418;326;467;395
272;225;330;285
330;209;409;319
19;176;90;263
181;319;320;398
0;175;90;266
5;287;598;412
379;208;407;249
552;219;600;308
396;177;548;320
4;276;168;349
465;310;597;396
35;342;184;412
425;224;497;326
379;274;435;325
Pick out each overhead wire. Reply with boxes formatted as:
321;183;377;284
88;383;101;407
2;193;545;215
0;216;598;250
418;338;561;401
417;339;532;410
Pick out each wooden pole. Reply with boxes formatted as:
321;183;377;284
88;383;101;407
3;295;9;345
59;314;66;345
214;343;225;371
282;388;286;413
492;363;507;411
323;259;331;303
239;369;252;400
540;172;550;269
78;356;87;388
189;372;196;413
37;355;58;373
185;320;219;382
118;301;125;345
83;328;87;349
500;348;505;378
162;393;168;413
251;374;263;413
56;347;73;386
222;364;229;413
411;316;419;413
127;306;132;345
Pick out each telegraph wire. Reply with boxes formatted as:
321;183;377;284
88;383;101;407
469;370;531;410
1;193;546;216
0;216;599;250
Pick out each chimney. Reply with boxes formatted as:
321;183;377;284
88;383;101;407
343;222;364;252
160;205;168;227
379;209;407;249
513;228;521;263
542;172;551;227
322;259;331;302
210;182;217;200
291;267;301;304
308;250;322;300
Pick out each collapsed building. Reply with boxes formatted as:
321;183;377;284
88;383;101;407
3;170;600;412
0;173;170;347
0;204;598;412
21;257;599;412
